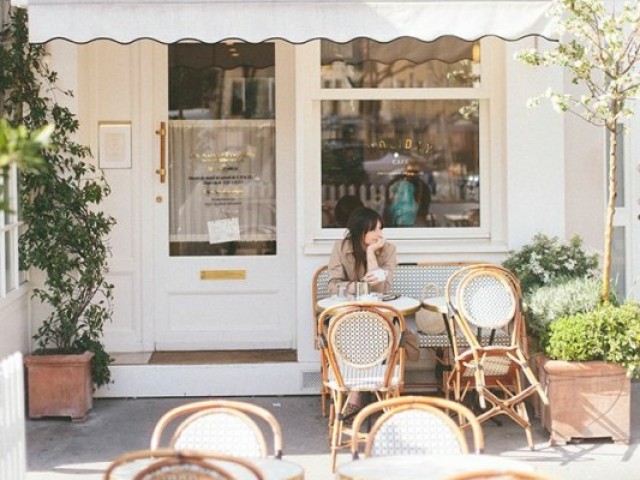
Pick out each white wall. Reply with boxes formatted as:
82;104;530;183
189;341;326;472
505;39;565;248
564;86;605;252
0;289;30;359
78;41;146;352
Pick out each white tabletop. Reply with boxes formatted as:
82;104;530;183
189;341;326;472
336;454;533;480
317;296;422;316
111;456;304;480
422;295;448;314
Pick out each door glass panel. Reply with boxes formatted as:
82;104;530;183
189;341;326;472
321;99;480;228
321;37;480;89
168;43;276;256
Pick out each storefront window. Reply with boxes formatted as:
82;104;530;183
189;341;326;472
168;43;276;256
321;37;480;89
0;164;23;297
321;99;479;229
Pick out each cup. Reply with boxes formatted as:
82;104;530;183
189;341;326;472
337;283;348;299
372;269;387;282
355;281;370;299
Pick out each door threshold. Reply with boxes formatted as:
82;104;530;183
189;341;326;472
112;349;297;365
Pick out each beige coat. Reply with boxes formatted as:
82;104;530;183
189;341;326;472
327;239;397;295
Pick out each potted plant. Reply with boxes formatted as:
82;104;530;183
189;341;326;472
1;8;116;420
515;0;640;444
538;303;640;445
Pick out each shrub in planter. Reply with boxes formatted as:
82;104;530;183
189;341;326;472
526;276;606;344
545;303;640;375
1;7;116;391
538;303;640;445
502;233;598;295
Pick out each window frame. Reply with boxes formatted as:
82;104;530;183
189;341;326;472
0;163;24;298
299;38;507;253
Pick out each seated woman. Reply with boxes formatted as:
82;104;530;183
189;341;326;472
328;206;397;297
327;207;398;413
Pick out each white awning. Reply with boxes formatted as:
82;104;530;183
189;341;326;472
17;0;558;44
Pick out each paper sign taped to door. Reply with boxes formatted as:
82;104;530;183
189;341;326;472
207;217;241;244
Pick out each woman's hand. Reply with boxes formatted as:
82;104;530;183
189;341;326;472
367;237;385;254
363;268;386;285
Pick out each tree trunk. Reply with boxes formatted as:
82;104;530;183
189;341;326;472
601;125;617;304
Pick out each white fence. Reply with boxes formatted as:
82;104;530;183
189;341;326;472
0;352;26;480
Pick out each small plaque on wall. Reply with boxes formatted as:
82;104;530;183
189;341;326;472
99;122;132;169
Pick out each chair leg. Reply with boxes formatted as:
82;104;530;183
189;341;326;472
517;401;535;449
330;393;345;473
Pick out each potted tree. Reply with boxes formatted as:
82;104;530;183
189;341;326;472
515;0;640;444
1;7;116;420
501;233;639;444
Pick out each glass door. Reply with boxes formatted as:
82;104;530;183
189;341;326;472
151;42;296;351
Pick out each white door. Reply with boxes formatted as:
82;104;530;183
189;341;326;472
150;42;296;351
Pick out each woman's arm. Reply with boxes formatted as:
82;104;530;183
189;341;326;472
363;242;397;292
327;240;355;295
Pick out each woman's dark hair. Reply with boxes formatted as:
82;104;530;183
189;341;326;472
334;195;364;227
344;207;384;277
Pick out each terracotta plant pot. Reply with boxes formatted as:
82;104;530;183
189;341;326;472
24;351;94;421
538;356;630;445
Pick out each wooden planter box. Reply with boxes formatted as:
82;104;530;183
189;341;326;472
538;356;630;445
24;351;94;422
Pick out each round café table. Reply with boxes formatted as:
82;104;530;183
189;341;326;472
336;454;534;480
317;296;422;317
422;295;448;314
109;456;304;480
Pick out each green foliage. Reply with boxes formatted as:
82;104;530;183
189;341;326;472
502;233;599;294
545;303;640;377
0;119;51;211
515;0;640;127
516;0;640;302
527;276;606;341
0;8;116;388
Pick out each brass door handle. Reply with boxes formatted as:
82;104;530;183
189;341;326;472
155;122;166;183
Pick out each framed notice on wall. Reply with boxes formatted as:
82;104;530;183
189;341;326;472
99;122;132;169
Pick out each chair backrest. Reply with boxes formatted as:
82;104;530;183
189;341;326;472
394;262;477;300
444;264;523;352
149;400;283;459
312;264;330;306
319;302;405;391
350;395;484;459
104;449;265;480
132;457;233;480
455;266;521;348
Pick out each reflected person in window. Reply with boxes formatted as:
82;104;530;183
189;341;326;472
328;207;397;296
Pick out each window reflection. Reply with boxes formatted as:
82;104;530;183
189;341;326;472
321;100;480;228
168;43;277;256
321;37;480;89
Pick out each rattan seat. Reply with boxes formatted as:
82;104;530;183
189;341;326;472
150;400;283;459
317;302;407;472
350;395;484;460
103;448;265;480
444;265;549;449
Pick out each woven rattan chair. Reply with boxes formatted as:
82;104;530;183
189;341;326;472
311;264;331;417
444;265;548;449
149;400;283;459
444;469;552;480
350;395;484;460
317;302;406;472
103;448;265;480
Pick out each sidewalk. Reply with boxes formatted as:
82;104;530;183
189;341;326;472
26;386;640;480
